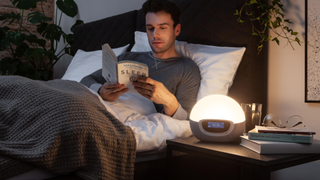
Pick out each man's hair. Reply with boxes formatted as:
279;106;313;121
142;0;181;28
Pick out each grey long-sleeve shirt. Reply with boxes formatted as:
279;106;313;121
80;51;200;120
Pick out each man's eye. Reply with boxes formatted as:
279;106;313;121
147;27;154;31
160;27;167;30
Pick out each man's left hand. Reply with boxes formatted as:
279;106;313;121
132;76;179;116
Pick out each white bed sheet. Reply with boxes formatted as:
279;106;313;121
88;88;193;152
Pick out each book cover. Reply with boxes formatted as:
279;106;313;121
240;136;320;154
102;43;148;94
248;129;313;144
255;125;316;135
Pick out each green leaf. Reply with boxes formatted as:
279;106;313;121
276;17;282;22
250;0;258;4
24;48;47;60
5;31;27;46
272;21;280;28
272;37;280;45
15;62;37;79
37;22;64;41
284;19;292;23
0;12;21;25
291;31;298;36
0;57;20;75
0;38;10;51
26;34;46;47
11;0;42;10
15;42;29;57
27;12;52;24
252;32;258;36
238;19;245;23
295;37;301;45
56;0;78;18
0;28;6;41
65;34;73;45
234;9;239;15
70;20;84;32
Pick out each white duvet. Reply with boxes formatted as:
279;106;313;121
88;89;193;152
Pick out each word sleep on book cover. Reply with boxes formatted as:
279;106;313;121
102;43;148;94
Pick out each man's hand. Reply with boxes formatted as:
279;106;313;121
132;77;179;116
98;82;128;102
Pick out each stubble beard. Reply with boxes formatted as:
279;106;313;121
150;39;175;54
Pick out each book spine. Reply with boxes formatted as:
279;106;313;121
240;137;320;154
248;133;312;144
259;143;320;154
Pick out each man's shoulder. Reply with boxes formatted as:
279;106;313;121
178;56;199;70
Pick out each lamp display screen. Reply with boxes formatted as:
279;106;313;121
208;122;224;128
202;120;231;133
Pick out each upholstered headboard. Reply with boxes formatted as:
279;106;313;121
73;0;268;115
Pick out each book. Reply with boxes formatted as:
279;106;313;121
240;136;320;154
248;128;313;144
102;43;148;94
255;125;316;135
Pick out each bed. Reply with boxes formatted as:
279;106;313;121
3;0;268;179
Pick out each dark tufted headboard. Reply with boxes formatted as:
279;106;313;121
73;0;268;115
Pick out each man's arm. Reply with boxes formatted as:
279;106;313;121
80;69;128;101
80;69;105;91
132;77;179;117
173;64;201;119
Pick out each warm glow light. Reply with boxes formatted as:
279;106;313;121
190;94;245;123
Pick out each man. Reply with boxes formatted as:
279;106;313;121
81;0;200;120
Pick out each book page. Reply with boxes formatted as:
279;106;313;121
117;60;148;94
102;43;118;83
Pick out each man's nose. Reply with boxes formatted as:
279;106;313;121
153;28;160;38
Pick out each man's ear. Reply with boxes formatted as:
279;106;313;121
175;23;181;36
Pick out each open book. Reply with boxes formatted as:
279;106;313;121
102;43;148;94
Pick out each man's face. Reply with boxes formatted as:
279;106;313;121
145;11;180;54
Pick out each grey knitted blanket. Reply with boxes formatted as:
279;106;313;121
0;76;136;180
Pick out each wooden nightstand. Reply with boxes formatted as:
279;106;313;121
166;136;320;180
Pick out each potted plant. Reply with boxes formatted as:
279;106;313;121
234;0;301;54
0;0;83;80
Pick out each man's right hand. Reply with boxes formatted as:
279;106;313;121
98;82;128;102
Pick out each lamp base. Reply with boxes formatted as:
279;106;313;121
190;120;245;142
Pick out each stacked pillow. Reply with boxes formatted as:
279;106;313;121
131;31;245;101
62;31;246;101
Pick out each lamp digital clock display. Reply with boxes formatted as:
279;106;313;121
202;120;231;133
208;122;224;128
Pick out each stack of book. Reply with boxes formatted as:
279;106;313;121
240;126;320;154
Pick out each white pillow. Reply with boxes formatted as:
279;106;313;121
62;44;129;82
131;31;246;101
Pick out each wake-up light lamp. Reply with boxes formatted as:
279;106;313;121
190;94;245;142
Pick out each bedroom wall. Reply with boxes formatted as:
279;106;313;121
54;0;320;179
269;0;320;180
53;0;146;78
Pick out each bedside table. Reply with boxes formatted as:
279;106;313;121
166;136;320;180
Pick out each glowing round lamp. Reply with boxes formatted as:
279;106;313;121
190;94;245;142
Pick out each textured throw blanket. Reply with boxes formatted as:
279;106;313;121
0;76;136;180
